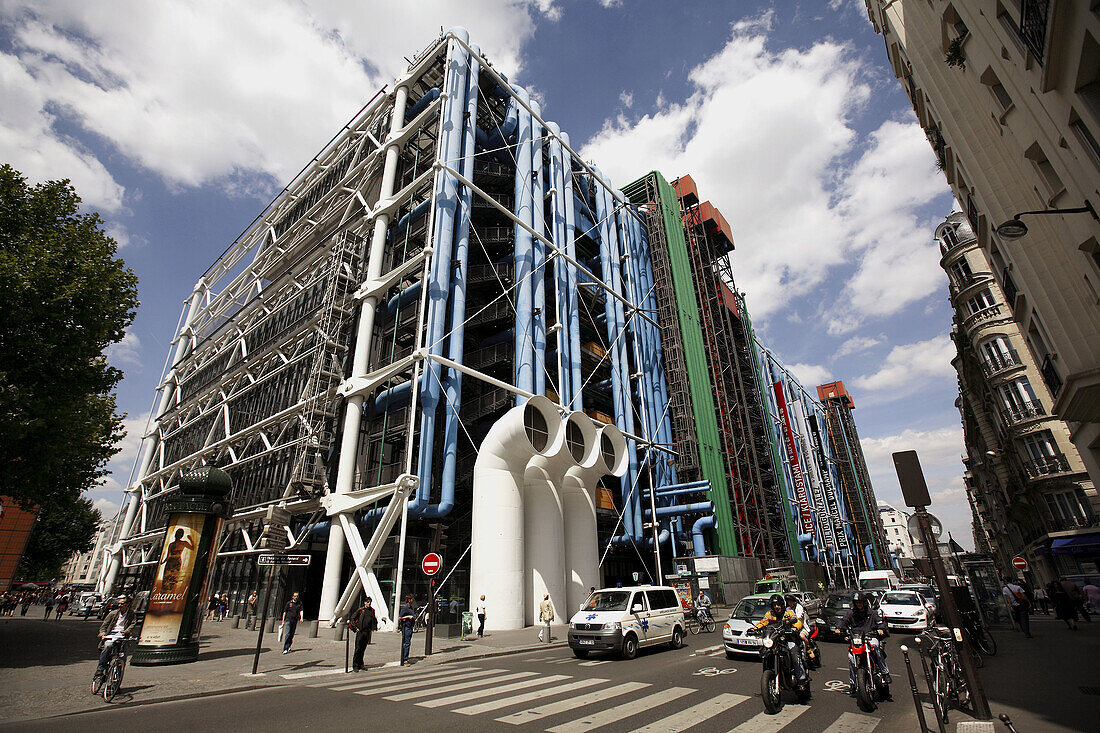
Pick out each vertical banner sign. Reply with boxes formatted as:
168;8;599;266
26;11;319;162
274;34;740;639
807;413;843;552
791;400;835;551
773;382;813;536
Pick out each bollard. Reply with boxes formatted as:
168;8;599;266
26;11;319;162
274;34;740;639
915;637;947;733
233;615;241;629
901;644;930;733
307;619;319;638
334;623;345;642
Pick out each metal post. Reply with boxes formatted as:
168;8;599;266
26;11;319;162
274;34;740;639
914;506;991;720
915;636;946;733
251;563;274;675
345;623;350;674
424;523;444;657
900;644;930;733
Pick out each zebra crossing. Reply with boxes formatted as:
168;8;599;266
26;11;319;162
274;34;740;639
301;663;883;732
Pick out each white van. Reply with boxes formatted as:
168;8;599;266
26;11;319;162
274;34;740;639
858;570;900;592
567;585;686;659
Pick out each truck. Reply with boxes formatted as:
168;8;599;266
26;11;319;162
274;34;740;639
858;570;900;592
754;567;801;596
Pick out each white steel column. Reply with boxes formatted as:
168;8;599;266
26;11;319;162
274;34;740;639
318;85;410;622
99;280;206;593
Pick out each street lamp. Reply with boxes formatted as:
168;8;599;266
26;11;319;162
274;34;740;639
994;200;1098;240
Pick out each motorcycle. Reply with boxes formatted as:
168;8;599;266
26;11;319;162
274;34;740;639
803;620;823;670
848;631;891;713
753;619;811;714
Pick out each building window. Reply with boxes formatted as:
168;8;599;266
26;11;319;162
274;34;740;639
941;224;961;253
1076;32;1100;124
965;289;997;315
1069;112;1100;170
1024;142;1066;203
1043;488;1093;528
996;1;1025;52
1020;0;1050;64
998;377;1044;422
978;335;1020;374
949;257;975;287
980;67;1014;114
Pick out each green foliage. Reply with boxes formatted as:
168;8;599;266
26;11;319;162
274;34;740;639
945;37;966;70
0;164;138;563
16;497;101;580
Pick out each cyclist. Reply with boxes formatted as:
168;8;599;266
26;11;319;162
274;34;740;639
785;593;817;666
837;592;889;697
695;591;712;623
752;594;807;682
94;595;137;685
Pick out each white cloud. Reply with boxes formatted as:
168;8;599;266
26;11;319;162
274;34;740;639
92;497;121;521
94;410;153;500
619;90;634;108
833;335;882;359
0;0;557;198
861;426;964;475
599;0;623;7
105;331;142;369
787;362;831;387
853;335;956;395
580;22;951;328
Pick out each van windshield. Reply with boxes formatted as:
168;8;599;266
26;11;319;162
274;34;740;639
860;578;893;590
582;591;632;612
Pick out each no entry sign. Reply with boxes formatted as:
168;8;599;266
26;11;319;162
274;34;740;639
422;552;442;576
1012;556;1029;571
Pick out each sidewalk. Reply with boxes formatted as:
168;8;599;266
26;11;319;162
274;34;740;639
0;611;569;724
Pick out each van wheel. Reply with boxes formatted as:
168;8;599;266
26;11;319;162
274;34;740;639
670;627;684;650
621;634;638;660
572;648;589;659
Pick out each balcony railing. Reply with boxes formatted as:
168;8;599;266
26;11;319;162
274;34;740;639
1005;400;1046;425
1019;0;1049;65
963;304;1002;330
1040;354;1063;397
1023;453;1070;479
981;349;1021;377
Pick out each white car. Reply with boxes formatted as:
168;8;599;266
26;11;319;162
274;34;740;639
878;590;933;632
721;594;775;659
900;584;938;619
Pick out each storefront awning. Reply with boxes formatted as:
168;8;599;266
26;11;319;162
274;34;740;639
1051;534;1100;556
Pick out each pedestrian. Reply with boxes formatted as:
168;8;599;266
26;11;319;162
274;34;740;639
219;593;229;622
1070;582;1092;623
538;593;554;643
1084;578;1100;614
280;591;303;653
43;594;54;619
246;591;258;630
20;593;30;616
398;594;415;666
207;593;218;621
1002;578;1031;638
56;594;68;619
350;596;378;672
1033;584;1049;615
476;594;487;638
1052;577;1079;630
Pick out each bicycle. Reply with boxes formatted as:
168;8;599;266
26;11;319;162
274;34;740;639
695;607;716;633
919;626;969;723
684;611;701;635
92;634;132;702
960;609;996;657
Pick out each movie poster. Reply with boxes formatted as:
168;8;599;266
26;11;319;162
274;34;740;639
138;513;205;646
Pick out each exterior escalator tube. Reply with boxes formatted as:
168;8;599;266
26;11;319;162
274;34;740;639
511;84;535;403
412;33;471;516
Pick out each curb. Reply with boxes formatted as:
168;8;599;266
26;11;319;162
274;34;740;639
433;641;569;664
30;683;281;721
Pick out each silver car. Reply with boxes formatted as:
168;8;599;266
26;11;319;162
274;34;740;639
721;594;774;659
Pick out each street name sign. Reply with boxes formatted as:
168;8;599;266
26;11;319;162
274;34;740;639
257;553;311;567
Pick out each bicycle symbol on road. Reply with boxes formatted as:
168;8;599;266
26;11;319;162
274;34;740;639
823;680;849;693
693;667;737;677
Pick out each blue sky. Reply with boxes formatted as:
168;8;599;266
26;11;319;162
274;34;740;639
0;1;972;546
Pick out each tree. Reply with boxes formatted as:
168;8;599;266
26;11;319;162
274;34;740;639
0;164;138;562
16;497;102;581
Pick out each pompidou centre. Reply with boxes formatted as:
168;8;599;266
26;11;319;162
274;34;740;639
100;29;889;630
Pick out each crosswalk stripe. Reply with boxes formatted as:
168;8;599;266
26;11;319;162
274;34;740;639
322;665;479;691
821;712;880;732
626;692;750;733
413;674;571;708
350;668;508;696
496;681;650;725
730;705;809;732
547;658;576;664
546;687;695;733
319;664;473;686
384;671;537;701
453;677;608;716
578;660;610;666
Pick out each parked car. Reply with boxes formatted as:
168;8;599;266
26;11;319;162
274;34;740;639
877;590;933;632
70;592;101;616
721;593;775;658
568;586;686;660
899;584;938;619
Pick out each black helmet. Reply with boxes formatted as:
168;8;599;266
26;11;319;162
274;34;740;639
853;592;866;606
769;594;784;608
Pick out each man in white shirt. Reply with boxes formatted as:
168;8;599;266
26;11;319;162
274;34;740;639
1002;579;1032;638
475;595;486;638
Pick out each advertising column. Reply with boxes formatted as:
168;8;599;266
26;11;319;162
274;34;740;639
132;466;232;665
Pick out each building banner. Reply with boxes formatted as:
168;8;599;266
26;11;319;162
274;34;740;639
138;513;213;646
808;413;846;551
772;382;813;536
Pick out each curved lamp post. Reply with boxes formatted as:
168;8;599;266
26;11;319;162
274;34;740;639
994;200;1098;240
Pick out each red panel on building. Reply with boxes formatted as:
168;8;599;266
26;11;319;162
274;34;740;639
697;201;734;251
0;497;39;592
672;175;699;208
719;281;740;318
817;380;855;409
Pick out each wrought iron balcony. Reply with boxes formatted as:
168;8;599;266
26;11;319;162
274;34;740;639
981;349;1021;378
1005;400;1046;425
1022;452;1070;479
1019;0;1049;65
1001;268;1018;304
1040;354;1063;397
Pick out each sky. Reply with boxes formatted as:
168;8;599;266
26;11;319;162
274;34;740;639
0;1;973;547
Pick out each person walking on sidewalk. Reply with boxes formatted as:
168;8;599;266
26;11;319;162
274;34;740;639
476;595;487;638
1002;579;1032;638
281;591;303;654
398;595;415;666
246;591;258;630
350;597;378;672
55;594;68;619
1051;579;1079;630
538;594;554;643
43;594;54;619
1033;585;1049;615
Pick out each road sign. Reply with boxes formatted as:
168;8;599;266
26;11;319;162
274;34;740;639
908;512;942;541
421;552;442;576
257;553;310;567
1012;556;1029;571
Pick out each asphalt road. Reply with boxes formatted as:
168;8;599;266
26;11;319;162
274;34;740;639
2;631;924;733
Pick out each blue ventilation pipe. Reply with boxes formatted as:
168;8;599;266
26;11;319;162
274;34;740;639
546;121;571;407
560;132;583;411
530;99;547;396
692;515;716;557
644;502;714;519
511;84;535;404
404;88;441;122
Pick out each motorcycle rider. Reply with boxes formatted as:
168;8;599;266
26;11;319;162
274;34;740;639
785;593;817;667
752;594;807;682
837;591;890;697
